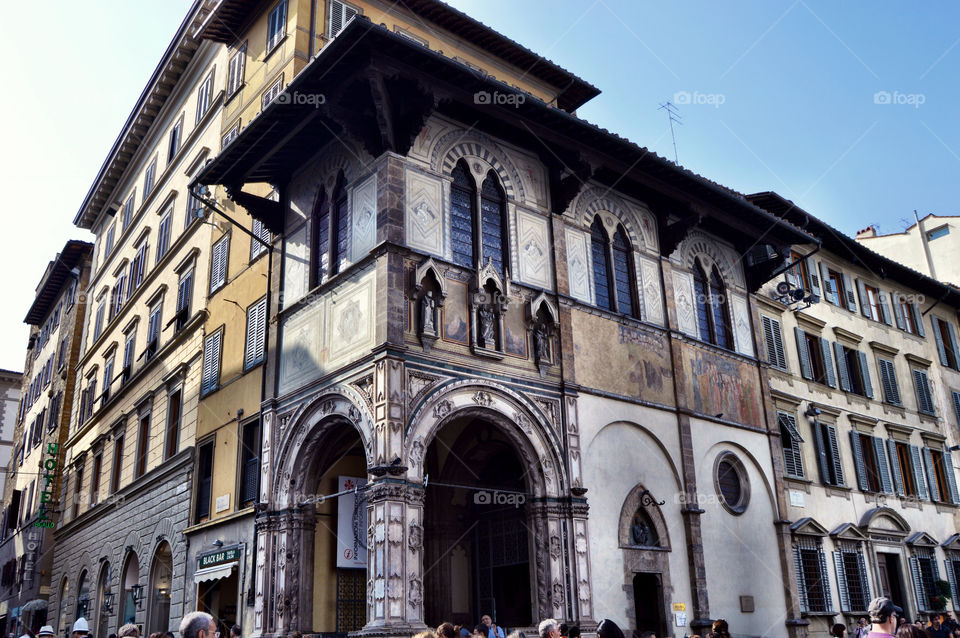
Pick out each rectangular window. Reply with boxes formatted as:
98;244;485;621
778;412;804;479
825;269;844;306
850;433;892;494
129;243;148;297
168;116;183;163
145;302;162;361
244;297;267;370
913;368;935;415
93;302;105;342
227;45;246;97
894;442;918;497
135;411;150;479
72;466;83;519
195;441;214;523
878;358;901;405
202;330;223;396
328;0;359;38
911;550;941;612
267;1;286;51
952;390;960;426
862;284;880;322
794;537;832;613
250;218;271;261
175;269;194;330
123;330;136;384
210;234;229;293
813;421;845;487
102;355;114;406
762;315;787;370
927;225;950;241
795;328;835;387
786;252;810;290
90;452;102;506
84;375;97;422
933;316;960;371
196;70;214;125
925;448;959;504
143;157;157;199
221;122;240;149
165;389;181;460
111;272;127;320
105;223;116;257
122;193;136;231
111;435;124;494
833;544;871;612
899;297;917;334
239;419;260;506
261;75;284;110
835;344;873;398
156;208;172;263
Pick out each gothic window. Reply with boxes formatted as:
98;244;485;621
590;216;613;311
450;161;475;269
312;187;330;285
480;172;507;277
612;225;636;316
331;172;349;275
312;171;349;285
628;508;659;547
591;216;638;317
694;257;732;349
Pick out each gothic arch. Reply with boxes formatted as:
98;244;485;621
572;186;657;253
673;230;745;289
405;379;564;498
431;129;526;204
618;484;671;550
288;138;372;223
272;387;374;508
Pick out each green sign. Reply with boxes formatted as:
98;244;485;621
198;547;240;568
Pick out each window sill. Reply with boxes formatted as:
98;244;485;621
224;84;246;108
263;35;287;63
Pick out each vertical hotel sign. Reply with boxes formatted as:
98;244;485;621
35;443;60;528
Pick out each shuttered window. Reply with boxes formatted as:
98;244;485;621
612;226;636;316
122;193;135;231
849;432;892;494
878;358;901;405
762;315;787;370
794;536;832;613
833;543;871;612
812;421;845;487
913;368;936;415
933;316;960;371
210;234;229;293
129;243;148;296
201;330;223;396
952;390;960;426
244;297;267;370
157;209;172;264
778;412;804;478
331;177;349;275
195;441;214;523
195;70;213;125
165;389;181;461
250;218;270;261
834;343;874;398
328;0;359;38
239;419;260;506
910;549;941;612
925;448;960;504
146;303;162;360
143;157;157;199
267;1;286;51
135;411;150;479
227;44;246;96
175;269;193;331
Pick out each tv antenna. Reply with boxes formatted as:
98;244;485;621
658;101;682;164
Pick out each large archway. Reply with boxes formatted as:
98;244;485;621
423;415;532;629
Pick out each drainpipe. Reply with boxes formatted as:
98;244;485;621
916;210;938;280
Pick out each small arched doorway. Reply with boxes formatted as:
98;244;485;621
96;561;112;638
423;415;532;629
121;553;139;626
148;542;172;633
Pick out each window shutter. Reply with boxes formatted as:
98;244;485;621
794;547;809;613
911;445;930;500
934;317;950;366
834;551;850;612
878;290;893;326
912;304;926;337
892;293;907;330
819;262;835;305
879;359;902;405
858;351;874;399
827;425;845;486
842;274;858;312
762;316;786;369
948;322;960;368
913;369;935;414
834;342;851;392
856;550;871;603
952;390;960;425
872;436;893;493
821;338;837;388
856;279;870;317
811;422;830;485
779;413;805;478
211;236;229;293
941;450;960;504
849;431;868;491
923;448;941;502
887;439;906;497
911;556;927;611
947;560;959;607
202;331;222;395
244;298;267;370
795;328;813;380
819;548;833;611
808;263;822;302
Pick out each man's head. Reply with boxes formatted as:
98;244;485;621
72;618;90;638
868;596;903;632
537;619;559;638
229;626;240;638
180;612;217;638
568;627;580;638
118;625;140;638
481;616;493;628
559;625;568;638
438;623;457;638
933;615;943;628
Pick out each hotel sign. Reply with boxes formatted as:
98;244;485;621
198;547;240;569
35;443;60;528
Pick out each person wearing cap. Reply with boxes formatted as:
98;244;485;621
72;618;90;638
867;596;903;637
37;626;55;638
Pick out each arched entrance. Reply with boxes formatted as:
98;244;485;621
77;570;90;620
120;552;139;626
57;576;69;634
96;562;112;638
423;416;532;628
148;542;172;633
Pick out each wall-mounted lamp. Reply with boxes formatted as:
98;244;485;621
130;583;144;609
101;591;115;615
804;405;821;417
212;539;223;548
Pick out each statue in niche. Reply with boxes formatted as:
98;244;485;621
478;304;495;347
533;321;549;363
421;291;437;337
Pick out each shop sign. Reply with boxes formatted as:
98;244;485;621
198;547;241;569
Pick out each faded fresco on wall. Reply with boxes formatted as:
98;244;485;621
684;345;763;427
442;278;469;344
504;300;527;357
571;311;674;404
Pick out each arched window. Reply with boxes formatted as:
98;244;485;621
450;161;475;268
77;569;90;619
480;172;507;277
611;225;636;316
312;187;329;285
97;562;112;638
694;258;733;349
330;172;349;275
590;216;613;311
58;576;69;636
148;542;172;633
121;553;139;626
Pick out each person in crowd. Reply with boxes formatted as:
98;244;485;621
71;619;89;638
568;626;580;638
930;616;951;638
230;626;241;638
951;628;960;638
411;631;436;638
896;625;929;638
118;625;140;638
180;612;218;638
538;619;560;638
481;615;505;638
506;631;526;638
36;626;54;638
830;624;846;637
710;620;729;638
639;631;657;638
438;622;457;638
597;619;625;638
474;624;489;638
867;596;903;637
559;625;568;638
855;618;871;638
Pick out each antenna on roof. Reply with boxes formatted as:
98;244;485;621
658;101;682;164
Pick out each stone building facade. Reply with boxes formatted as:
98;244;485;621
0;370;23;503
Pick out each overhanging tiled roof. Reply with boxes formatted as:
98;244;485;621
196;19;815;249
73;0;211;229
24;241;93;325
747;191;960;309
198;0;600;112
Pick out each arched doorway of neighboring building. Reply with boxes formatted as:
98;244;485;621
120;552;139;627
423;415;532;630
148;542;172;634
96;561;112;638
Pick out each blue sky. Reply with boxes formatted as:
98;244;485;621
0;1;957;371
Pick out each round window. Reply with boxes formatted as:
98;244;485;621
714;453;749;515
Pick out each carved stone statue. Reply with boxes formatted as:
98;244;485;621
478;304;495;347
533;322;549;362
421;291;436;336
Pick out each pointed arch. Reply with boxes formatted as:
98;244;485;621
431;129;525;203
330;170;349;275
480;171;508;277
311;185;329;286
449;159;476;268
590;215;613;311
618;484;671;550
694;257;733;348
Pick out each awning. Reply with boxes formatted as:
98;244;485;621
20;599;48;612
193;562;237;584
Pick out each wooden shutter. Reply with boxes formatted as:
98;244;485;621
834;551;850;612
202;331;222;395
858;351;874;399
834;342;852;392
913;369;935;414
879;359;901;405
947;559;959;608
820;338;837;387
811;421;830;485
923;448;941;502
795;328;813;380
211;235;229;292
952;390;960;425
779;413;804;478
762;315;786;369
911;445;930;500
911;556;927;611
827;425;845;486
941;450;960;504
842;274;858;312
887;439;906;497
808;262;822;302
818;548;833;611
912;304;926;337
934;317;950;366
794;546;809;613
820;262;836;305
892;292;907;330
856;279;870;317
849;431;868;491
244;297;267;370
878;290;893;325
872;436;893;493
856;549;871;604
329;0;358;38
948;322;960;368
